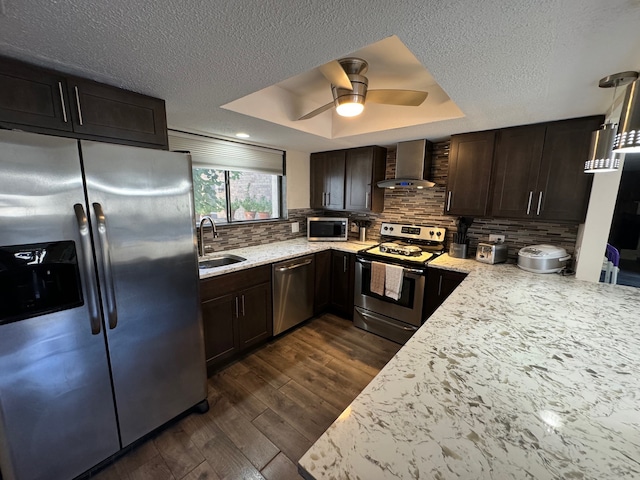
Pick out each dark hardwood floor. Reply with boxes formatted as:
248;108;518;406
91;314;401;480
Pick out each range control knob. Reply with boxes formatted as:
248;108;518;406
389;227;394;231
429;230;434;236
436;231;442;237
383;226;388;231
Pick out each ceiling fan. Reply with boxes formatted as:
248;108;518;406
298;57;428;120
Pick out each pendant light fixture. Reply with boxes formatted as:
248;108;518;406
584;71;638;173
613;74;640;153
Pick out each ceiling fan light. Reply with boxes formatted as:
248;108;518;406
332;75;368;117
613;78;640;153
336;101;364;117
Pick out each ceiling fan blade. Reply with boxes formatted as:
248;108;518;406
319;60;353;90
367;89;428;106
298;102;335;120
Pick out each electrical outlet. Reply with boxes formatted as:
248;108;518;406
291;222;299;233
489;234;505;243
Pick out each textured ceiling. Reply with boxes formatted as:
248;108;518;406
1;0;640;153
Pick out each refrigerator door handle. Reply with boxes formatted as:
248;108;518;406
73;203;101;334
93;202;118;329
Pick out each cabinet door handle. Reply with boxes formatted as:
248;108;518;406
58;82;68;123
437;275;443;296
74;86;84;126
327;191;330;206
241;295;246;317
526;191;533;215
536;191;543;216
343;256;347;273
365;191;370;209
322;192;326;207
446;191;452;211
235;296;239;318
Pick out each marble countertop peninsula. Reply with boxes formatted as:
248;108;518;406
299;254;640;479
198;237;374;279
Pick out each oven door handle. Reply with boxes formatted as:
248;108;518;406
356;257;426;276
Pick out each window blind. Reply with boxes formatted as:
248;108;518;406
168;130;284;175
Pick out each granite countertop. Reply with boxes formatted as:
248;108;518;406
198;237;375;279
299;254;640;479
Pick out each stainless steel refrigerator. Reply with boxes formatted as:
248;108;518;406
0;130;207;480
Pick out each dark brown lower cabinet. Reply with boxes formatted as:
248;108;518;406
424;269;467;318
237;282;272;350
330;250;355;319
201;293;237;367
314;250;332;315
200;265;272;374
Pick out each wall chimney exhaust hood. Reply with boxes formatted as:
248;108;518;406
377;139;435;189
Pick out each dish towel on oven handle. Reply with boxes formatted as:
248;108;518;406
385;264;404;300
370;261;386;296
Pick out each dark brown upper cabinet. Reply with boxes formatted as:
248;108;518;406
490;124;546;218
490;116;602;222
445;131;496;216
535;116;602;222
345;146;386;213
68;77;168;147
311;145;387;213
0;56;168;149
0;57;73;132
310;150;346;210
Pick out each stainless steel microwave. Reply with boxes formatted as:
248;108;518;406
307;217;349;241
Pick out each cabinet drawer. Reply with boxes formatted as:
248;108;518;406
200;264;271;300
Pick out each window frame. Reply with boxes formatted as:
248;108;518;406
193;167;285;226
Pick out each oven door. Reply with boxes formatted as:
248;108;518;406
354;257;426;327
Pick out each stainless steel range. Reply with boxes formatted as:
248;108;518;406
354;222;446;344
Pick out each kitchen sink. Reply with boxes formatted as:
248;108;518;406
198;254;246;269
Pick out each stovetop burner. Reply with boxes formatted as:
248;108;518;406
358;223;447;266
378;242;423;257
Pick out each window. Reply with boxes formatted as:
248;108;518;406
192;168;281;223
169;131;285;224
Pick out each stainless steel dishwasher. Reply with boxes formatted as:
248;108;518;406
272;254;315;335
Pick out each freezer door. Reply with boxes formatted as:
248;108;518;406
0;131;120;480
81;141;206;446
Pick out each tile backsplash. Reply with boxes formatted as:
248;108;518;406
198;208;315;254
200;141;580;260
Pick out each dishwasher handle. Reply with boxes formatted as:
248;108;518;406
275;258;313;272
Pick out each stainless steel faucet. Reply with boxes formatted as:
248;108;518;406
198;216;218;256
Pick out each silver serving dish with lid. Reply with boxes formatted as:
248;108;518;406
517;244;571;273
